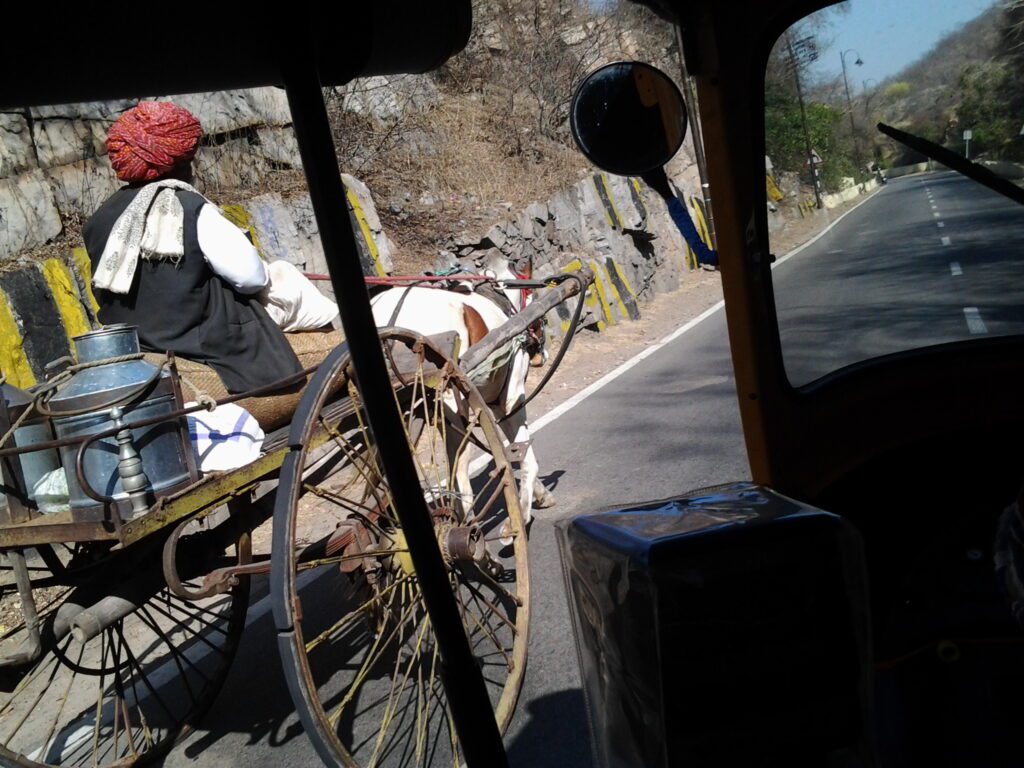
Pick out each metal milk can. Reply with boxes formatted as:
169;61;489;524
47;325;193;521
0;382;61;514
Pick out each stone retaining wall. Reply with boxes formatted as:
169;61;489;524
436;171;704;339
0;87;707;387
0;89;302;260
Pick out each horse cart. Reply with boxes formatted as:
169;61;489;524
0;2;594;760
0;261;586;768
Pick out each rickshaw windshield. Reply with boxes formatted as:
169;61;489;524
765;0;1024;387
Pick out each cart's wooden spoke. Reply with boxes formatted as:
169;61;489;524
36;642;85;764
137;607;206;695
296;549;411;574
327;583;424;728
461;576;519;635
2;636;70;744
304;573;413;654
369;611;430;765
277;330;529;767
455;589;512;670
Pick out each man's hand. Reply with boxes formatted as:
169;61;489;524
640;167;673;200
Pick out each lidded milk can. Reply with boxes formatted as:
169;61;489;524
0;383;61;515
47;325;193;521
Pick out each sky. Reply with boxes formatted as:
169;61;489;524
803;0;1000;93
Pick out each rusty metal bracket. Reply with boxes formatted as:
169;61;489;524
507;441;530;462
162;501;255;601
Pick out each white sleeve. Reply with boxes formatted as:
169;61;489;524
196;204;269;294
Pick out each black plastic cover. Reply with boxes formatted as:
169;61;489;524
557;483;873;767
0;1;471;109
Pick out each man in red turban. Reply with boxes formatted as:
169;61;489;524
84;101;305;400
107;101;204;184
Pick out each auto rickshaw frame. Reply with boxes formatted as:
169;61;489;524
3;0;1023;765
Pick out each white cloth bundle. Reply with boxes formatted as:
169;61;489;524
187;403;265;472
261;260;340;331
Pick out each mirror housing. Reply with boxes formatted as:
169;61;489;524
570;61;688;176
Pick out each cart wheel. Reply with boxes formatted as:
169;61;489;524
0;542;248;768
273;329;530;768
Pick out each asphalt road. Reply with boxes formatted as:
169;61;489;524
165;169;1024;766
776;170;1024;385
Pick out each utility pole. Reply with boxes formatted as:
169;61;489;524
840;49;864;187
675;26;717;248
786;32;823;209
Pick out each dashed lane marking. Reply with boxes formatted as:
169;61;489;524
964;307;988;335
950;262;962;276
937;221;945;228
933;212;941;218
941;236;951;246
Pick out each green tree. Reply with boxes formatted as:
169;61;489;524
765;42;858;192
951;1;1024;160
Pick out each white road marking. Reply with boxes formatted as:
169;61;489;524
531;185;899;438
937;221;945;228
950;262;962;276
941;236;951;246
964;307;988;335
526;188;884;432
933;212;941;218
531;299;726;433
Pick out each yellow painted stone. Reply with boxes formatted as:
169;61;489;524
597;260;626;322
347;189;386;277
610;260;639;306
562;258;604;332
41;258;92;343
0;290;35;388
220;204;266;260
71;247;100;316
588;260;615;326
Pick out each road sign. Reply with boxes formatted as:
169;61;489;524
963;129;973;141
804;150;823;167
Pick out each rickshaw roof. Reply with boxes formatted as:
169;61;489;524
0;0;471;109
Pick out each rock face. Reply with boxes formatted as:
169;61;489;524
1;82;703;350
437;171;696;338
0;87;303;261
242;174;395;295
0;170;63;257
0;113;38;177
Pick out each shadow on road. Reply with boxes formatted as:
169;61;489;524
507;688;593;768
540;469;565;492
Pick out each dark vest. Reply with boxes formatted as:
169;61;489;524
83;186;302;393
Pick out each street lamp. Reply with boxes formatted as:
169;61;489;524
840;49;864;181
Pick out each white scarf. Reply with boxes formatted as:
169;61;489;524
93;180;210;295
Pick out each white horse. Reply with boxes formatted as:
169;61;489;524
370;260;554;529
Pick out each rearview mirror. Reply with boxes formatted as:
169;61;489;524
570;61;688;176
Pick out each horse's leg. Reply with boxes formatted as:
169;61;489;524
533;473;556;509
499;407;540;526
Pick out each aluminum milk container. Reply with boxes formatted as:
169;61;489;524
48;325;192;520
1;382;61;512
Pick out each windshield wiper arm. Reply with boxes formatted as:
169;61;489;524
878;122;1024;208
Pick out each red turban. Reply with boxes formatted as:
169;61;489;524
107;102;203;183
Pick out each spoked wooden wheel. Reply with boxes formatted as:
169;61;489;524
0;544;248;767
272;330;530;768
